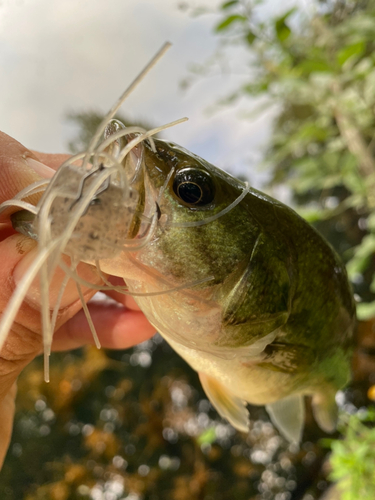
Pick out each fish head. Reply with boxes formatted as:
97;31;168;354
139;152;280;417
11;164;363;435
137;138;256;282
103;137;287;356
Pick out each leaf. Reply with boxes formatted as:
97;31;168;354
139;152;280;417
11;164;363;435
295;122;328;142
367;211;375;231
274;7;296;42
215;14;247;32
196;427;216;445
221;0;239;9
297;59;333;75
338;41;366;67
275;19;291;42
246;30;256;45
346;234;375;277
356;301;375;320
242;81;269;95
297;208;325;223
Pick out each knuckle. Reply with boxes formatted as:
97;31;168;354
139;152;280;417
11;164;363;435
0;323;41;373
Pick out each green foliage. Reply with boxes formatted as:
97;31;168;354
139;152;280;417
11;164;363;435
221;0;239;10
326;410;375;500
196;426;216;446
274;8;295;42
215;13;247;31
213;0;375;314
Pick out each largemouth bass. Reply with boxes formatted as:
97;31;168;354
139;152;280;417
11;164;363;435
94;135;356;444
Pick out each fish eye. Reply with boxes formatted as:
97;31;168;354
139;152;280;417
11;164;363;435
173;168;215;206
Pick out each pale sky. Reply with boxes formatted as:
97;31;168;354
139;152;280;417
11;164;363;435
0;0;306;186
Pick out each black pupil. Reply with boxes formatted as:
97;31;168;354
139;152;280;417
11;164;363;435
173;168;215;206
177;182;202;204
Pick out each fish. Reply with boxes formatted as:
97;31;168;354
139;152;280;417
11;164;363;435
0;44;356;444
97;136;356;444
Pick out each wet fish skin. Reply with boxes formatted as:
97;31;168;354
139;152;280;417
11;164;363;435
101;138;355;443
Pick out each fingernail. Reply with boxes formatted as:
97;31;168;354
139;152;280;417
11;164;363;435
25;158;55;179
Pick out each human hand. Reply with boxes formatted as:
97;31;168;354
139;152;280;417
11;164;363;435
0;131;156;468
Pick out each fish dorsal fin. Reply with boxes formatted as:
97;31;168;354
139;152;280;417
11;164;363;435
265;394;305;444
311;390;338;433
198;372;249;433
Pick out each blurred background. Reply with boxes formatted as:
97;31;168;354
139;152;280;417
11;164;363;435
1;0;375;499
0;0;282;183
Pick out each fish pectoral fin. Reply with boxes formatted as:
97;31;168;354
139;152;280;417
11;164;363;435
265;394;305;444
311;390;338;433
198;372;249;433
219;232;294;349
